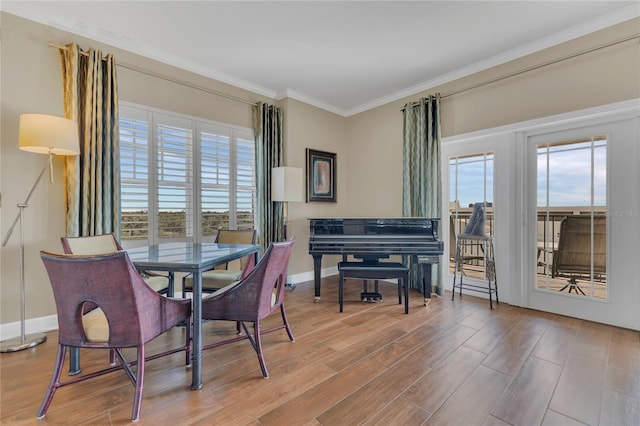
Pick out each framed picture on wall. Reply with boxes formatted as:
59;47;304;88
306;148;336;202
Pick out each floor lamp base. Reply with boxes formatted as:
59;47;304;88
0;332;47;353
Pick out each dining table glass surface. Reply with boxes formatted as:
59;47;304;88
126;241;260;390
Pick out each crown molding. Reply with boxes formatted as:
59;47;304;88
344;4;640;117
4;3;638;117
276;88;349;117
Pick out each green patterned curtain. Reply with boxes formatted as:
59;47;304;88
402;94;442;293
253;102;284;252
60;43;120;238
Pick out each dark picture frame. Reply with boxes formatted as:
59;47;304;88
306;148;336;202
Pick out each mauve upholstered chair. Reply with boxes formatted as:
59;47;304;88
60;233;174;375
200;238;295;378
37;250;191;422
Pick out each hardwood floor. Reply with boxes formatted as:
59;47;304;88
1;276;639;425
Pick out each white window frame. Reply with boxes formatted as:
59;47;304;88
119;102;256;246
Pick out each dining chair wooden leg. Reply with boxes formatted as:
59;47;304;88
280;304;295;342
185;320;192;366
37;345;67;419
131;346;145;422
253;322;269;378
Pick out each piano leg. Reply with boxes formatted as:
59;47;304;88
423;263;432;306
419;256;439;306
313;254;322;302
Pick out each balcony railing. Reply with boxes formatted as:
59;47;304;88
449;206;607;299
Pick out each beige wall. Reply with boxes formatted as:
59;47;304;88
345;17;640;216
281;98;349;274
0;13;274;326
1;11;638;329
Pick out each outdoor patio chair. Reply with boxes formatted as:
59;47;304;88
452;202;498;308
552;215;606;295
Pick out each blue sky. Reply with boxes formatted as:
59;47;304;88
537;140;606;207
450;139;606;210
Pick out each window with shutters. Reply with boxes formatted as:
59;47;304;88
119;103;255;244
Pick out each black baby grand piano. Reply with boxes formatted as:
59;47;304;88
308;217;444;303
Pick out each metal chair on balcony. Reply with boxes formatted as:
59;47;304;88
552;216;606;295
451;202;498;309
450;215;484;269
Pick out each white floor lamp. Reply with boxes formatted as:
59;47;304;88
1;114;79;352
271;166;303;289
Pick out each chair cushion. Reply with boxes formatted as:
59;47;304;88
142;275;169;292
185;269;243;288
66;235;119;255
208;280;243;297
82;307;109;343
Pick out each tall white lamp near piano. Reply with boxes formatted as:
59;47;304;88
1;114;80;352
271;166;303;289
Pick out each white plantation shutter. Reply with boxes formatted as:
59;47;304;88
156;114;193;240
200;124;231;237
119;109;151;240
118;103;255;244
235;131;256;230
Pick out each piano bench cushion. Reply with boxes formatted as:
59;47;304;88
338;262;408;280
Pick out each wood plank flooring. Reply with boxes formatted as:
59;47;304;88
1;276;638;425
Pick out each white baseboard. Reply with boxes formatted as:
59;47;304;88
0;315;58;340
289;265;337;285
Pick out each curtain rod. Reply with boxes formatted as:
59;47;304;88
49;42;258;107
402;33;640;111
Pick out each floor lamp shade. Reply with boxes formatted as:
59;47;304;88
19;114;80;155
271;167;303;202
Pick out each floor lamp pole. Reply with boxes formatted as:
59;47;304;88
0;159;50;352
282;201;295;290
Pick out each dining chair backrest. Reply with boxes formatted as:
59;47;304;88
214;229;257;271
40;250;169;348
60;233;122;255
61;233;171;293
206;237;294;321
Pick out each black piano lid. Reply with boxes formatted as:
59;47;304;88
308;217;440;236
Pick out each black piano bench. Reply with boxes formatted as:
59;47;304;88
337;262;410;314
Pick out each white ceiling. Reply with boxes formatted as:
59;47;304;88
3;1;639;116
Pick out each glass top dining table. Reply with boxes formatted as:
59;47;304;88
126;242;260;390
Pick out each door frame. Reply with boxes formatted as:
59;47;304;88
442;132;517;306
520;107;639;329
442;99;639;330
